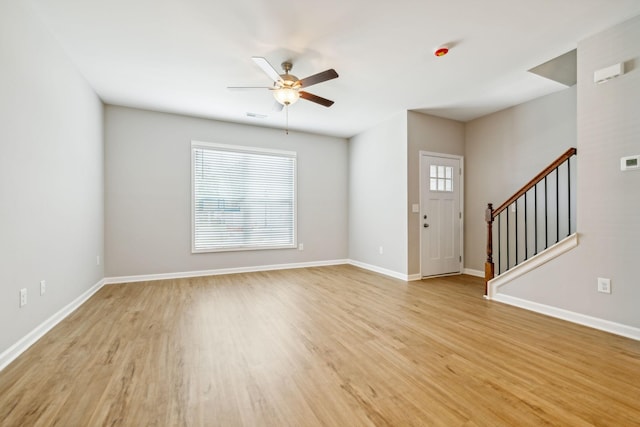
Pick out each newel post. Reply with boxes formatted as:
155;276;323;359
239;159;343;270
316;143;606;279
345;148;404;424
484;203;495;296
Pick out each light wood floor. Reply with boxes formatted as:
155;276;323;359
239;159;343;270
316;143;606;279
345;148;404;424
1;265;639;426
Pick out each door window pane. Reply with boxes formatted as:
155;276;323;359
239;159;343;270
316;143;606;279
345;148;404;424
429;165;454;193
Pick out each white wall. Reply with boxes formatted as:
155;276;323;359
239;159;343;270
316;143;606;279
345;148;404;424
105;106;348;277
0;2;104;354
407;111;465;276
465;87;577;271
498;15;640;329
348;112;408;276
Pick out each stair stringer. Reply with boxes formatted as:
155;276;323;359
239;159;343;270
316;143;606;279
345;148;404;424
486;233;579;300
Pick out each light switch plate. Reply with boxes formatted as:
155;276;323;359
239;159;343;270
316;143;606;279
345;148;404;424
597;277;611;294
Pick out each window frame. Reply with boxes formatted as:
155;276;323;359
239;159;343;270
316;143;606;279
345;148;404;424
191;140;297;253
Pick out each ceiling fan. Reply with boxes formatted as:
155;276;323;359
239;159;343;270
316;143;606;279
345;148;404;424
229;57;339;111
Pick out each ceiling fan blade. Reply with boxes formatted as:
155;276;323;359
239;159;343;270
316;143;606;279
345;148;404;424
298;69;339;88
299;91;334;107
252;57;283;83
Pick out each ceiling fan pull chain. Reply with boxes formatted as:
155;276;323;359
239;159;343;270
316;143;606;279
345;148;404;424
286;104;289;135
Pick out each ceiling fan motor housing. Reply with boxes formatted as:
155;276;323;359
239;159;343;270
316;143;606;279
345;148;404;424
280;74;299;87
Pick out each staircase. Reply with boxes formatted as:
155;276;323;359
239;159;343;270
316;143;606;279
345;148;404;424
484;148;577;295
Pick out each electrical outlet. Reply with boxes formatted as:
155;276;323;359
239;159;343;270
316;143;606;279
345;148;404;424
40;280;46;295
298;243;304;251
96;255;100;266
379;246;384;255
597;277;611;294
20;288;27;307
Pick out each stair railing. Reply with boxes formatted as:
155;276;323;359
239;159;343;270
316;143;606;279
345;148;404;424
484;148;577;294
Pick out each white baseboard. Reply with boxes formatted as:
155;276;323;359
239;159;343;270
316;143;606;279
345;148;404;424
347;262;470;282
106;259;414;286
463;268;484;278
493;293;640;341
0;278;106;372
488;233;579;299
347;259;410;281
104;259;350;285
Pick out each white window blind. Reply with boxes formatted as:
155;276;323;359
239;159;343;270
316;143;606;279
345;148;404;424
192;141;296;252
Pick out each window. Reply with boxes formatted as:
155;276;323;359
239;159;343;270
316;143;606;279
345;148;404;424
191;141;296;252
429;165;453;192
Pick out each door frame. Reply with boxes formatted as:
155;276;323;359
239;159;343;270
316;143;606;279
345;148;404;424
419;151;465;278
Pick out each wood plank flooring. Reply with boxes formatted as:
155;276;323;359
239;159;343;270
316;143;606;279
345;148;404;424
1;265;639;426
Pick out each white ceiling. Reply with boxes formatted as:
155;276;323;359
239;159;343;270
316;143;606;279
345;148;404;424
27;0;640;138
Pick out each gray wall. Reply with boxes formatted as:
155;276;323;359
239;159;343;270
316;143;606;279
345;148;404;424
105;106;348;277
348;112;408;275
0;2;104;354
498;15;640;328
465;87;577;271
407;111;465;276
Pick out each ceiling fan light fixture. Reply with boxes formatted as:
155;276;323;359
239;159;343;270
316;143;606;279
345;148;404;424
273;87;300;105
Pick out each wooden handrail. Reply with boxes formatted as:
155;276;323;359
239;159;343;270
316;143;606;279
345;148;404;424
492;147;577;218
484;147;577;295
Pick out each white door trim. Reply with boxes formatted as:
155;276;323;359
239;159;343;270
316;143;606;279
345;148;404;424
419;151;464;278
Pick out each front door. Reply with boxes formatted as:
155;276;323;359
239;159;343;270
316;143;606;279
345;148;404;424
420;154;462;277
